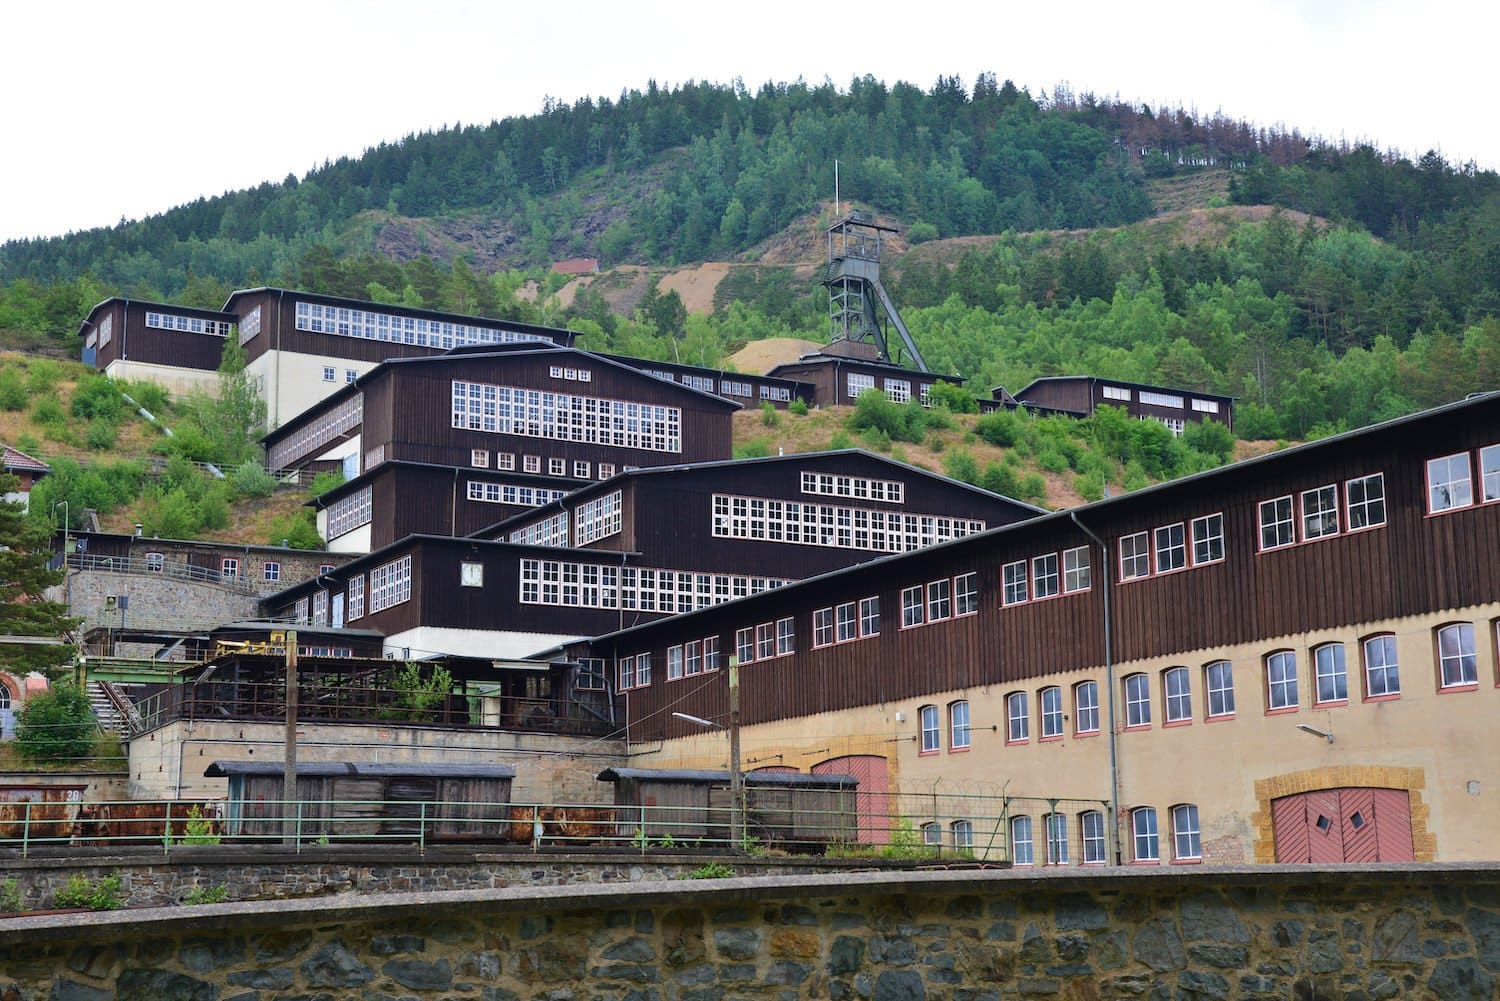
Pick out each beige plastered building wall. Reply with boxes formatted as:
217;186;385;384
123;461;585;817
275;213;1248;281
638;601;1500;864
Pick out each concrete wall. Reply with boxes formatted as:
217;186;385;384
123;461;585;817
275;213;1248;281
128;719;626;801
2;863;1498;1000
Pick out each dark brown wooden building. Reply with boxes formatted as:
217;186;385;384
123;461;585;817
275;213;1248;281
77;298;237;388
599;354;815;410
767;345;965;409
1007;376;1234;434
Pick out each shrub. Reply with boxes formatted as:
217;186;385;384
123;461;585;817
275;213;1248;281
907;221;939;244
942;449;980;485
828;430;852;450
928;381;977;413
759;400;781;427
1018;473;1047;506
232;460;278;499
382;662;455;722
266;511;324;550
85;417;118;451
788;398;809;416
120;379;171;415
1074;471;1106;502
176;807;220;846
848;390;927;444
733;438;772;459
53;872;122;911
975;410;1021;447
684;862;735;880
71;374;125;421
979;462;1020;498
0;879;24;913
1181;418;1235;463
15;684;96;763
1036;449;1069;474
31;394;66;427
185;883;229;905
26;360;61;394
0;368;26;410
307;470;345;498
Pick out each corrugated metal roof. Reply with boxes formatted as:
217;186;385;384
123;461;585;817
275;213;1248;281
597;767;857;789
205;760;516;779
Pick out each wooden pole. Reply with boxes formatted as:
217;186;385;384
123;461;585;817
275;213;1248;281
283;630;298;846
728;663;743;849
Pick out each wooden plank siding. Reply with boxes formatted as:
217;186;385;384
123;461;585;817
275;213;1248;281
581;394;1500;744
80;299;231;372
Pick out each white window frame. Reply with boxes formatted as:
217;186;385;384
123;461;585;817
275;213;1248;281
1081;810;1106;863
1258;496;1295;551
812;607;834;648
1045;812;1070;865
919;704;940;753
1124;673;1151;727
1362;634;1400;698
1427;452;1473;513
1164;667;1192;723
1482;445;1500;503
1002;560;1028;605
859;596;880;636
1119;532;1150;580
926;578;951;621
954;572;979;615
1032;553;1060;599
952;819;974;850
1437;622;1478;688
1063;546;1091;593
1133;807;1160;862
1172;804;1201;861
1154;523;1186;573
1345;473;1386;531
1205;660;1234;717
1314;642;1348;704
949;700;971;750
470;449;489;468
835;602;857;642
1006;691;1029;743
1039;686;1063;738
1190;514;1224;566
1266;650;1299;710
1301;484;1340;541
667;645;684;681
901;585;925;628
1074;681;1099;734
776;617;795;656
1010;816;1034;865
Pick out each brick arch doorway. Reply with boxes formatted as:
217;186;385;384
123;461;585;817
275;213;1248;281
812;755;888;844
1271;788;1414;863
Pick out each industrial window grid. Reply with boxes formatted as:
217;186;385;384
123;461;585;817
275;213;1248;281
451;380;682;453
145;311;233;338
295;299;549;349
508;511;570;548
799;471;905;503
519;559;786;613
465;482;568;507
346;575;365;621
369;555;412;613
325;486;373;539
268;396;363;471
713;494;980;553
574;490;623;545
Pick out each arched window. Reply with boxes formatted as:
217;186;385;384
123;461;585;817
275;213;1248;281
948;700;970;750
1074;680;1099;734
919;705;940;753
921;822;942;847
1080;810;1106;863
1009;815;1033;865
1437;623;1477;689
1314;643;1348;704
1265;650;1298;710
1044;812;1070;865
1204;660;1234;717
1124;673;1151;727
1171;804;1201;861
1163;667;1191;722
1006;691;1029;743
1039;687;1063;738
1362;634;1400;698
1132;807;1159;862
951;819;973;850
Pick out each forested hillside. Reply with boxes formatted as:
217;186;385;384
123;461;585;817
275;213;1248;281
1;73;1498;443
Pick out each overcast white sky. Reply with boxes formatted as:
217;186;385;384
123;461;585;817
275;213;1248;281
2;0;1493;243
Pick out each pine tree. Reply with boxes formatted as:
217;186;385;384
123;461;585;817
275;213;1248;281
0;474;78;680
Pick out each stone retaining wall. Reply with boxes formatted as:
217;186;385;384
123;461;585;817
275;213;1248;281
2;864;1499;1000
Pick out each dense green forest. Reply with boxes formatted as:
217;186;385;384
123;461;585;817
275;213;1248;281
1;73;1498;441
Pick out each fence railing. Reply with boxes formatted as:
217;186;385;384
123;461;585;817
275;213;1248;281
128;681;615;739
0;794;1033;863
65;553;271;595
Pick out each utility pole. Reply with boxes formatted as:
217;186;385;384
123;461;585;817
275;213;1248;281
728;663;743;850
282;630;298;846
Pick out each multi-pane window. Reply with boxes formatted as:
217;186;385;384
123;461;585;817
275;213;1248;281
1266;651;1299;710
1172;804;1201;861
1081;811;1106;863
1133;808;1160;862
812;607;834;647
1040;687;1063;738
1125;673;1151;727
1346;473;1386;530
311;590;328;627
1205;661;1234;717
1101;385;1131;401
618;657;637;691
576;659;607;691
952;820;974;850
346;575;365;621
713;494;979;553
470;449;489;468
884;379;911;404
859;596;881;636
509;512;570;548
1164;667;1192;722
1002;561;1028;604
144;552;164;572
267;395;363;471
736;627;753;664
755;623;775;660
295;300;549;350
703;636;720;672
1363;635;1400;697
1010;816;1034;865
835;602;857;642
776;617;795;656
1314;643;1348;703
1074;681;1099;734
1006;692;1029;742
326;487;374;539
1119;532;1150;580
322;366;336;382
262;561;280;581
927;579;951;621
685;641;702;676
1191;514;1224;565
1483;445;1500;503
1139;391;1183;408
667;645;684;681
145;310;232;338
221;558;239;580
634;652;651;687
549;458;566;476
799;471;905;503
369;555;412;613
901;586;925;627
847;373;876;399
451;380;682;453
1437;623;1478;688
950;700;971;750
954;572;979;615
1154;523;1186;572
921;823;943;847
1063;546;1091;592
1045;813;1070;865
920;704;940;753
574;491;623;544
1033;554;1060;598
1301;485;1339;540
1427;453;1473;512
1259;497;1295;550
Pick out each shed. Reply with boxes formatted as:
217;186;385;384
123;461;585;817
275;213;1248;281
205;761;515;841
596;767;858;848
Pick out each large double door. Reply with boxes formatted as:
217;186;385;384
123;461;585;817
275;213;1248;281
1271;787;1413;863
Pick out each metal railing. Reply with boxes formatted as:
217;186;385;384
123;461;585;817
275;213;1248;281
128;681;615;738
65;553;271;595
0;793;1031;862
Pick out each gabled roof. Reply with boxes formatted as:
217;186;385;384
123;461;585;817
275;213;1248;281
473;447;1047;539
306;459;586;509
77;296;235;337
2;444;49;475
768;353;963;382
1014;375;1235;403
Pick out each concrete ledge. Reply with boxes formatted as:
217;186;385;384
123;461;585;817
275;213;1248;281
4;860;1498;947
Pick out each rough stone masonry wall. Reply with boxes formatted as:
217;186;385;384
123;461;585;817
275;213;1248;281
3;864;1500;1001
66;570;262;635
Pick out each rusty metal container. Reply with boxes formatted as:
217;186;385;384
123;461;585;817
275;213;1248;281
0;785;87;841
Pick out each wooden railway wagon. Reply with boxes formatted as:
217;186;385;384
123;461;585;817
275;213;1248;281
205;761;515;841
597;767;859;850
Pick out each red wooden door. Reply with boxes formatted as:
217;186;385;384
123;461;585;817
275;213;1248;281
813;755;888;844
1272;788;1413;863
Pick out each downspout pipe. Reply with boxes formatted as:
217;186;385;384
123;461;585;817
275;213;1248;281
1069;510;1122;865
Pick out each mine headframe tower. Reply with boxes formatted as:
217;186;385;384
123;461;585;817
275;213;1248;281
822;210;928;372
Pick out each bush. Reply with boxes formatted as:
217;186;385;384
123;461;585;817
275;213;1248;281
980;462;1020;498
684;862;735;880
827;430;853;451
928;381;977;413
1036;449;1069;473
70;374;125;421
31;394;66;427
975;410;1021;447
733;438;772;459
176;806;220;846
85;417;118;451
232;460;278;499
1182;418;1235;463
15;684;96;763
847;390;927;444
120;379;171;415
942;449;980;485
0;879;23;913
185;883;229;905
0;368;26;410
381;662;455;722
759;400;781;427
53;872;122;911
1074;471;1106;502
26;360;61;394
1018;473;1047;506
266;510;324;550
307;470;345;498
788;398;809;416
907;221;939;244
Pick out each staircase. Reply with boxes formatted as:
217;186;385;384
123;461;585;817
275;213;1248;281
88;681;140;736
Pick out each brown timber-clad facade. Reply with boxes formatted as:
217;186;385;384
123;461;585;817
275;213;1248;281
565;392;1500;864
767;351;964;408
1009;376;1234;434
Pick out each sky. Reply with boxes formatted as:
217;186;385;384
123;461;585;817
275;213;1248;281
3;0;1494;244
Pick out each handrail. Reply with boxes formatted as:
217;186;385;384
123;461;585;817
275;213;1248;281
65;553;270;595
